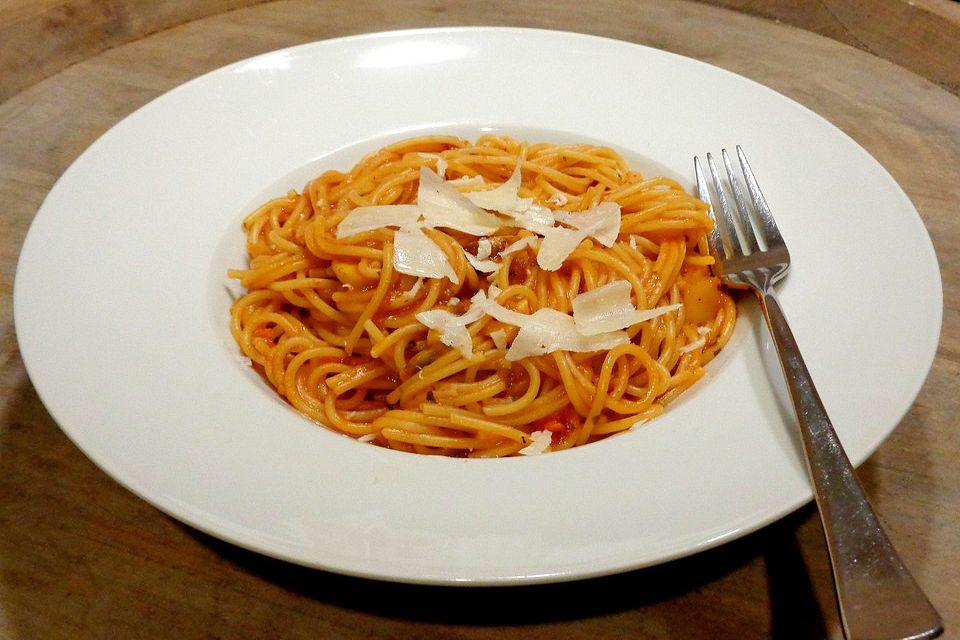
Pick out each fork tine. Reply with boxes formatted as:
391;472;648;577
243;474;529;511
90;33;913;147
721;149;760;254
736;146;783;249
705;152;745;258
694;156;726;260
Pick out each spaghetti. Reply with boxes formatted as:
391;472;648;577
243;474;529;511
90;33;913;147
228;135;736;457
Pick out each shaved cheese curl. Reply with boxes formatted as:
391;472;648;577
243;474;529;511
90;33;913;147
335;205;421;238
484;301;629;361
519;430;553;455
553;201;621;246
416;291;487;359
417;167;502;236
572;280;682;335
393;223;459;283
463;161;533;213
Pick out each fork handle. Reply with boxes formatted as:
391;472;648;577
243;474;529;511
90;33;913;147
757;289;942;640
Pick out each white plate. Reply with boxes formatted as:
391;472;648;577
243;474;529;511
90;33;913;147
14;28;942;585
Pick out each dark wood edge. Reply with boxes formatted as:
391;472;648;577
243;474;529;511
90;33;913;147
1;0;959;102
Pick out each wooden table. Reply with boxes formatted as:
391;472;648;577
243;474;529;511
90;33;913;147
1;1;958;638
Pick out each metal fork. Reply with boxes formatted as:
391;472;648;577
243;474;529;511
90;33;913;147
695;148;943;640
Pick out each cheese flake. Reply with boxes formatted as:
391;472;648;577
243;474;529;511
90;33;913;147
484;300;628;361
417;167;502;236
396;277;424;303
465;252;498;273
482;297;528;326
533;202;622;270
518;430;553;455
335;204;421;239
463;161;533;213
501;236;538;257
418;153;447;178
446;175;485;187
415;290;487;359
552;201;621;247
537;225;588;271
679;337;706;353
476;238;492;260
490;328;508;351
501;203;556;235
393;223;459;284
572;280;682;335
464;238;498;273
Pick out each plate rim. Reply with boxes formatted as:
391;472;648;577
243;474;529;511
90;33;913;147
12;26;943;585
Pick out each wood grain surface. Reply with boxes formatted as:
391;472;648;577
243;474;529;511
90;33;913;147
2;0;960;100
699;0;960;94
1;1;959;639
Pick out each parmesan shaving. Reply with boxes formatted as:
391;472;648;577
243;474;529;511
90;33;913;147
417;167;502;236
464;238;498;273
357;433;377;443
465;292;489;319
463;161;533;213
546;191;568;206
501;236;538;257
537;225;588;271
533;202;622;270
447;175;485;186
415;290;487;359
490;328;508;351
393;223;459;284
476;238;492;260
679;337;706;353
552;201;621;247
465;251;498;273
518;430;552;456
335;204;421;239
572;280;682;335
482;297;527;325
484;300;629;361
418;153;447;178
630;302;684;323
396;277;424;302
501;203;555;235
